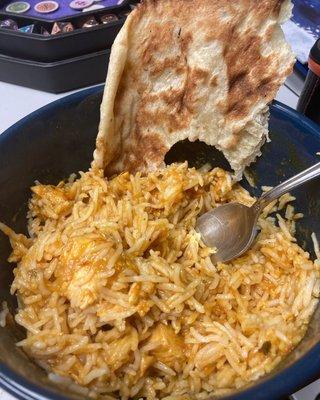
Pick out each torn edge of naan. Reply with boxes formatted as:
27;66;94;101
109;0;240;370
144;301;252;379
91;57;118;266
92;18;131;171
92;0;295;179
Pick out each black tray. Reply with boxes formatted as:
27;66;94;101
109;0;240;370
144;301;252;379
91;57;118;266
0;7;129;62
0;49;110;93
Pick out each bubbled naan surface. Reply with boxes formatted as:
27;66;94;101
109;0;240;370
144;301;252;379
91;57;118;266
93;0;294;178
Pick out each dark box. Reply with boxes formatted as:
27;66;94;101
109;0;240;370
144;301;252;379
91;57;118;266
0;49;110;93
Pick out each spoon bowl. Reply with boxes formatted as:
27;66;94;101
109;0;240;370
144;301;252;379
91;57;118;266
196;203;259;263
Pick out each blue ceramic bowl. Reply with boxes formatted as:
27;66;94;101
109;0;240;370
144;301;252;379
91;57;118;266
1;85;320;400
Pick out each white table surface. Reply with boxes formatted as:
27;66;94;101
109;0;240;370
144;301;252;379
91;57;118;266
0;74;312;400
0;390;14;400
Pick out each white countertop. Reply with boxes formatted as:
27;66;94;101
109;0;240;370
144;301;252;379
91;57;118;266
0;390;14;400
0;74;313;400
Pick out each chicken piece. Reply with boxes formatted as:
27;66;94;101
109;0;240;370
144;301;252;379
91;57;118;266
105;326;139;371
54;236;109;306
66;265;99;309
148;323;185;371
31;185;71;219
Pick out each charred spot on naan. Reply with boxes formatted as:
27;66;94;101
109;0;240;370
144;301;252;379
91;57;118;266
224;31;289;121
107;133;168;175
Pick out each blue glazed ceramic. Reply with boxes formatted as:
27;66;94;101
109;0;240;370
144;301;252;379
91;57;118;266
1;85;320;400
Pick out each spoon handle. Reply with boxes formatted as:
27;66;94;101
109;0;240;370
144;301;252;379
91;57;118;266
256;161;320;209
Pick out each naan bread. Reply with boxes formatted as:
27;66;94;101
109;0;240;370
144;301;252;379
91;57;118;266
93;0;295;179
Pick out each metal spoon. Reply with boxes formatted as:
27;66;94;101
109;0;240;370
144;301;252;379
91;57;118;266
196;162;320;263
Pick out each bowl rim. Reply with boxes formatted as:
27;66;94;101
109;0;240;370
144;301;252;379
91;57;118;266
1;84;320;400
